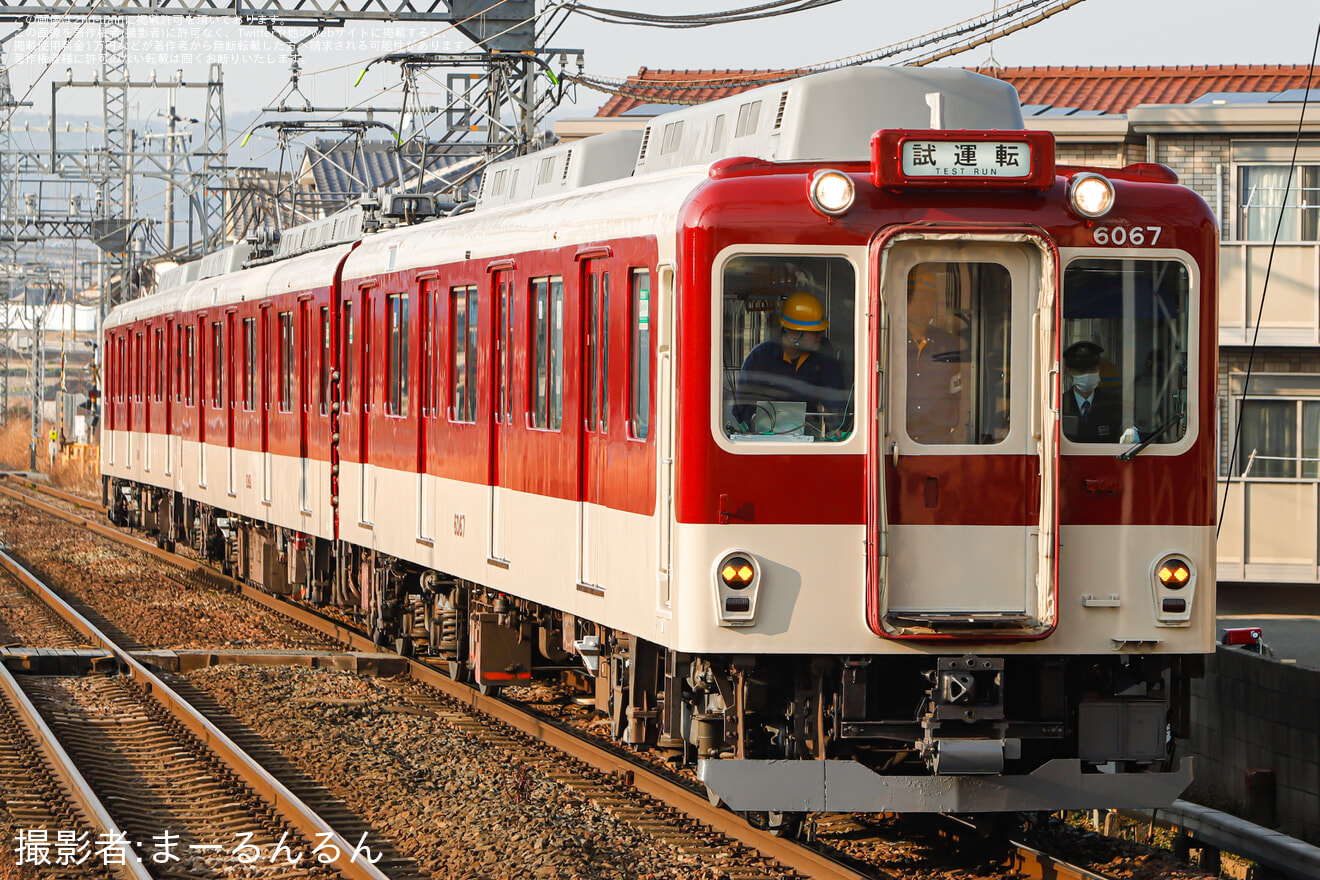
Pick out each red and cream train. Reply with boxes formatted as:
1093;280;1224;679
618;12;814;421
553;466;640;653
101;67;1217;817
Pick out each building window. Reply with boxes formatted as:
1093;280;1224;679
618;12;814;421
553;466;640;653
1236;398;1320;479
1238;165;1320;241
386;293;409;417
243;318;256;411
211;322;223;407
278;311;294;412
529;277;564;430
629;269;650;439
450;285;478;423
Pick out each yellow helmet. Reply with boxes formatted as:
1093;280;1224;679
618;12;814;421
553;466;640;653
779;292;828;332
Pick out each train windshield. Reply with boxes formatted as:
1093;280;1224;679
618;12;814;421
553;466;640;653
1061;258;1191;445
720;255;856;443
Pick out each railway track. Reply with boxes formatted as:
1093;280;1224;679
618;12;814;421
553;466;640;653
0;475;1142;880
0;544;393;880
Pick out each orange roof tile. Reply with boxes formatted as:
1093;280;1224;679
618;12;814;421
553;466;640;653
594;64;1318;117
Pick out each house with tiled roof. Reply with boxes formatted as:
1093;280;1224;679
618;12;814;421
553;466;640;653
557;63;1320;587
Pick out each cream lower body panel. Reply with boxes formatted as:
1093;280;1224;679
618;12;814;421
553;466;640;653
673;522;1215;656
337;461;669;646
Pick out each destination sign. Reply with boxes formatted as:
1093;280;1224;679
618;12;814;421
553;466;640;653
900;140;1033;178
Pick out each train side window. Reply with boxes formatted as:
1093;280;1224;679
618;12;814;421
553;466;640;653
529;276;565;430
420;281;437;417
155;328;165;403
211;322;223;407
721;255;856;443
386;293;409;417
450;285;478;423
343;302;355;408
629;268;650;440
363;298;374;413
185;326;195;407
278;311;294;413
136;332;144;402
585;270;610;433
318;308;329;415
1061;259;1191;446
242;318;256;411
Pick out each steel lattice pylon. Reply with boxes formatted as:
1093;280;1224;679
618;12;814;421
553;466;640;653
0;0;536;48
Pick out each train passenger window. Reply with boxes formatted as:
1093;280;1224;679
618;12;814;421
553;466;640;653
242;318;256;411
278;311;294;413
585;271;610;433
185;326;195;407
1062;259;1190;446
630;269;650;440
386;294;409;417
343;302;355;408
721;255;855;443
318;309;329;415
155;328;165;403
905;262;1012;445
529;277;564;430
136;332;144;401
212;323;223;407
420;283;436;417
450;286;479;422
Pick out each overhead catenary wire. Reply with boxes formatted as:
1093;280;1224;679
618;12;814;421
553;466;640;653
1217;18;1320;539
564;0;1085;103
559;0;844;29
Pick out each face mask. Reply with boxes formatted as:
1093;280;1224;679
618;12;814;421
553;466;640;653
1071;372;1100;395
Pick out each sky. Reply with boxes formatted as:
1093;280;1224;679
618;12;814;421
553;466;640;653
2;0;1318;173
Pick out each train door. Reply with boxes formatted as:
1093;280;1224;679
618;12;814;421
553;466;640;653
577;261;610;590
869;235;1058;634
417;278;439;543
197;317;207;487
488;268;514;565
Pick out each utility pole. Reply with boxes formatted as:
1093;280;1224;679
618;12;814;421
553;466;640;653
28;307;42;470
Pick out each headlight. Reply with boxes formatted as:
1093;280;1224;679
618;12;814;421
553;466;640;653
1068;172;1115;219
808;169;855;217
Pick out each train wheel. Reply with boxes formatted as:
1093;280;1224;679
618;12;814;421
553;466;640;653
743;811;804;839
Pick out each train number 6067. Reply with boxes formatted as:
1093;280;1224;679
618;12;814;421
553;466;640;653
1093;225;1162;246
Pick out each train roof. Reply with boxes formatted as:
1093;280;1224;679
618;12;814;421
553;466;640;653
103;244;353;330
473;66;1026;213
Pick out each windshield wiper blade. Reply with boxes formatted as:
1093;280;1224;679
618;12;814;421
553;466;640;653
1117;414;1181;461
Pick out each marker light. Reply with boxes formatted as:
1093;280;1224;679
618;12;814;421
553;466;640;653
720;556;756;590
1157;559;1191;589
808;169;856;217
1069;172;1115;218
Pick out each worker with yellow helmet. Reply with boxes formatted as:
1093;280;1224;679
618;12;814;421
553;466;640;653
734;291;847;433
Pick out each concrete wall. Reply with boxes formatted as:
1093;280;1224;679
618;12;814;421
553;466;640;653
1189;646;1320;844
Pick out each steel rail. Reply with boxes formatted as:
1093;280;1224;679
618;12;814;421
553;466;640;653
0;662;150;880
1;478;1126;880
0;546;392;880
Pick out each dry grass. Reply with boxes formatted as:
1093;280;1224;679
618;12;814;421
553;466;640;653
0;414;100;497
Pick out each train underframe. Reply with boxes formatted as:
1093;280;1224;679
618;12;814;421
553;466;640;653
108;477;1201;816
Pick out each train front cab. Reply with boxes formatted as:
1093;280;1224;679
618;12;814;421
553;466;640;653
693;148;1216;814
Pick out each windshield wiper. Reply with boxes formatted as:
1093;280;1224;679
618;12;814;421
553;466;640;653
1117;414;1182;461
